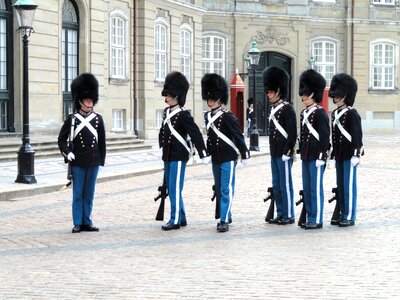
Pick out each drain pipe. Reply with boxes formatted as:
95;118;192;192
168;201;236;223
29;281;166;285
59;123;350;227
133;0;138;137
351;0;355;75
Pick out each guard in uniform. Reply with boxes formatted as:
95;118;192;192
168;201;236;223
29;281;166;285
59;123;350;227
202;73;250;232
246;97;254;138
329;73;363;227
58;73;106;233
263;67;297;225
159;71;210;231
298;69;330;230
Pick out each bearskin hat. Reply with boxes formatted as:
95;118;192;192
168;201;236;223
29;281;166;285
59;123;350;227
298;69;326;103
247;97;254;105
201;73;229;105
328;73;358;106
71;73;99;109
161;71;189;106
262;67;289;100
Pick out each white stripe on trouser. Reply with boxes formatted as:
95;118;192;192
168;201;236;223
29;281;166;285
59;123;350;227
347;164;354;221
174;161;182;225
316;165;322;224
284;160;292;218
225;161;235;223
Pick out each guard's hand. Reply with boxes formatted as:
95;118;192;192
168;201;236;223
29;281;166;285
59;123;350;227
315;159;325;167
282;154;291;162
67;152;75;161
242;158;249;166
350;156;360;167
202;156;211;165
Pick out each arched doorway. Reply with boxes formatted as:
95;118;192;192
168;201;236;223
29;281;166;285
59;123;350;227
249;51;291;135
62;0;79;120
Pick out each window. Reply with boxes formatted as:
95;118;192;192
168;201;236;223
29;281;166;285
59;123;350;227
202;34;226;77
155;20;169;81
0;17;6;90
372;0;395;5
110;12;127;79
62;0;79;119
0;0;12;131
156;109;164;129
112;109;125;130
180;27;192;82
371;41;396;89
311;39;337;84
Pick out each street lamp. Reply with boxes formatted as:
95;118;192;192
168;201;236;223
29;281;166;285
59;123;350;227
247;39;261;151
307;56;316;70
14;0;38;184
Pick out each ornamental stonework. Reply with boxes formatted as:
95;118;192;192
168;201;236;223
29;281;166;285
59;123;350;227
254;26;290;46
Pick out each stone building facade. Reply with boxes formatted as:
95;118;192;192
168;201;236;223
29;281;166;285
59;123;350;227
1;0;399;141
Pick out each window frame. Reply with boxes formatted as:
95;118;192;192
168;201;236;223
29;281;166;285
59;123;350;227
310;37;338;84
201;32;227;77
180;24;193;83
370;39;397;90
371;0;395;5
154;18;170;82
110;10;128;80
62;0;79;119
112;109;125;131
0;0;14;131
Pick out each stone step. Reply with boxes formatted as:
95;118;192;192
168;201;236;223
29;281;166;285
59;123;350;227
0;133;153;162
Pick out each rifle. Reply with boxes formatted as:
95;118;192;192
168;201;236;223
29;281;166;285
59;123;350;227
328;187;340;224
296;190;306;226
263;187;275;222
154;175;168;221
211;185;220;219
59;115;75;192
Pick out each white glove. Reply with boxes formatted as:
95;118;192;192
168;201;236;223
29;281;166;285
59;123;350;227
350;156;360;167
315;159;325;167
67;152;75;161
159;147;163;158
282;155;291;162
202;156;211;165
242;158;249;166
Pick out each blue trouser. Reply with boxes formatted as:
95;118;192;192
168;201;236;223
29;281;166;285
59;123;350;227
71;165;99;226
247;120;252;137
164;161;187;225
302;160;325;224
336;160;358;221
271;156;294;219
212;161;236;224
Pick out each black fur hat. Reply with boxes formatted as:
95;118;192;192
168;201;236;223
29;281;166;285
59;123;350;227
71;73;99;109
262;67;289;100
299;69;326;103
328;73;358;106
201;73;229;105
161;71;189;106
247;97;254;105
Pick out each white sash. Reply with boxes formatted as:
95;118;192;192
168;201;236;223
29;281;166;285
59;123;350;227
302;106;319;141
333;108;352;142
207;111;239;154
73;113;98;141
269;103;288;139
164;107;192;154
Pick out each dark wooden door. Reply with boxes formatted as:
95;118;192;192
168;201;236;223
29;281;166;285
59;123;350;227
249;52;291;135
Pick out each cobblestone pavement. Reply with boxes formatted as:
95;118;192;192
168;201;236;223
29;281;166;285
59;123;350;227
1;132;400;299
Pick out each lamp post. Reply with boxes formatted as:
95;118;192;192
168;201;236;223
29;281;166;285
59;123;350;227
247;40;261;151
14;0;38;184
307;56;316;70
